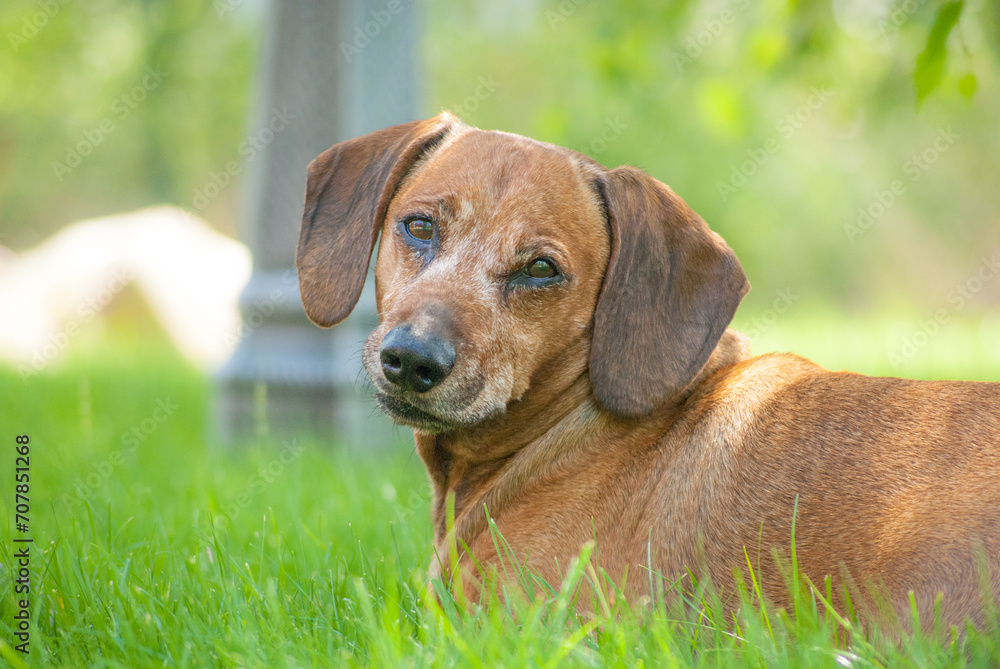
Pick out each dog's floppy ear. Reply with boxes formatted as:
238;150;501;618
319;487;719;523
296;113;456;327
590;166;749;417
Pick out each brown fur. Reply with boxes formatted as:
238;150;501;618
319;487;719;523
297;112;1000;630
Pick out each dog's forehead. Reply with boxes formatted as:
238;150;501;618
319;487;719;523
398;129;600;223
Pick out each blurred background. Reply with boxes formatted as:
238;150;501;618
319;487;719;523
2;0;1000;445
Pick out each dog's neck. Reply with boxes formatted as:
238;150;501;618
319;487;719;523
414;328;752;553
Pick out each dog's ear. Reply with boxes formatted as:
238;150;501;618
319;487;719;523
296;114;456;327
590;166;749;417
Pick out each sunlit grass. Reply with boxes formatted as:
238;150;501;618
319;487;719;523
0;316;997;667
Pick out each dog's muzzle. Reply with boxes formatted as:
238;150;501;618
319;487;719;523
379;323;456;393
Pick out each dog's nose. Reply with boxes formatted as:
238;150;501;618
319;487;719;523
379;324;455;393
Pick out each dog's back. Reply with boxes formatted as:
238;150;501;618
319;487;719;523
658;351;1000;629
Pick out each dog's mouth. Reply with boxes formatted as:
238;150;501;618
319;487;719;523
374;391;456;433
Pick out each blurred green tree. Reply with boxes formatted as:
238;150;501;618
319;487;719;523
0;0;258;243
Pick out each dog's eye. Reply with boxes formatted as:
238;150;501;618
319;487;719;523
508;256;563;292
526;258;557;279
405;218;433;242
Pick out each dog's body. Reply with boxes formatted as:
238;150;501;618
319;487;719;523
297;112;1000;628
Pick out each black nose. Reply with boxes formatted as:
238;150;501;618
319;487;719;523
379;324;456;393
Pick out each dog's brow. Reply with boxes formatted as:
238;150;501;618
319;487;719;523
395;195;454;220
513;239;572;268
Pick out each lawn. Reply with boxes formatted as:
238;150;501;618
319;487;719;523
1;316;998;667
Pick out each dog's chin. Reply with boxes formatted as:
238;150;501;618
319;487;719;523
374;392;457;434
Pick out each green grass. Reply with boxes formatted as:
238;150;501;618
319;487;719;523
0;319;998;667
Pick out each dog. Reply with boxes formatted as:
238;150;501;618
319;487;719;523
297;112;1000;629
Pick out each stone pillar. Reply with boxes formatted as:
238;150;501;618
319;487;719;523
215;0;420;445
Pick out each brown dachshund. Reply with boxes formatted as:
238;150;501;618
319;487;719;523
297;112;1000;629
